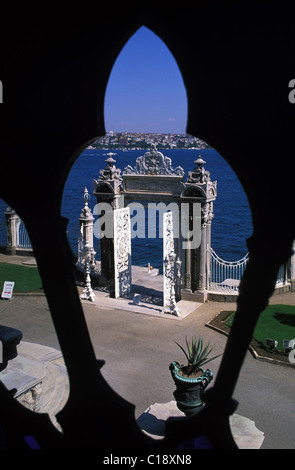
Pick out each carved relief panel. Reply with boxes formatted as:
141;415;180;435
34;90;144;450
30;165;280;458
113;207;132;298
163;211;180;316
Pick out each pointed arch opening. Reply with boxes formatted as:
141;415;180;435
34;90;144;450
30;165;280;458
104;26;188;134
59;21;255;415
61;24;253;291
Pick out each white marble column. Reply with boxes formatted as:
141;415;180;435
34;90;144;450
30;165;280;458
5;207;20;255
197;223;207;291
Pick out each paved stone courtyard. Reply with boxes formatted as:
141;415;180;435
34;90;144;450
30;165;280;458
0;255;295;448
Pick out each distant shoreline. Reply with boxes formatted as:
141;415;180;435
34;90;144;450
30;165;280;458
87;132;212;151
87;145;211;151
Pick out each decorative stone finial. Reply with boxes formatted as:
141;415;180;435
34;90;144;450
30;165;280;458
83;187;90;206
194;156;206;168
187;155;211;183
105;152;117;167
98;152;122;181
80;187;93;219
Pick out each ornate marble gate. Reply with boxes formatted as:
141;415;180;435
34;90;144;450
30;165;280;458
93;146;217;302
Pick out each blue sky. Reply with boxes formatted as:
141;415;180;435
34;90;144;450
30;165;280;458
104;26;188;134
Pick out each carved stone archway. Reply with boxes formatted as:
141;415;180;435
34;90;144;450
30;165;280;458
93;146;217;302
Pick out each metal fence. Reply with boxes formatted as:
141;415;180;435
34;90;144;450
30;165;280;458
18;220;32;249
276;264;287;286
207;246;249;293
207;246;289;293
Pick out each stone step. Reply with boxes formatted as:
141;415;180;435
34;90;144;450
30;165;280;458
1;341;69;429
42;361;69;417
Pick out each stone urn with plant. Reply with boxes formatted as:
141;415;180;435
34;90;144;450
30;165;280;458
169;337;221;416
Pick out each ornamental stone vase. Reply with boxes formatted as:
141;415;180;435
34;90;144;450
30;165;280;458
169;361;213;416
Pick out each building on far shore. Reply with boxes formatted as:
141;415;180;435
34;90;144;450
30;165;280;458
88;132;211;151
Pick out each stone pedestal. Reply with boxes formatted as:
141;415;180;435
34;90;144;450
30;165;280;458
181;288;208;303
137;401;265;449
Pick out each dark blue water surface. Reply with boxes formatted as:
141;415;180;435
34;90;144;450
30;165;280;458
0;148;252;271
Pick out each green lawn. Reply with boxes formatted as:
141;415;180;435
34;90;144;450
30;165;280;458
227;305;295;351
0;262;42;293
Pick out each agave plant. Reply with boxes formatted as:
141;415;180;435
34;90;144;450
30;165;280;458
175;336;221;376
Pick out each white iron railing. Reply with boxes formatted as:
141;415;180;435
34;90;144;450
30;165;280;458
276;264;287;286
17;220;32;249
207;246;288;293
207;247;249;293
